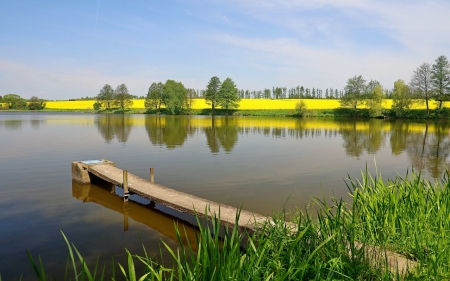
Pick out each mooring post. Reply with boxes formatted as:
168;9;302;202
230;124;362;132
150;167;154;183
123;170;129;202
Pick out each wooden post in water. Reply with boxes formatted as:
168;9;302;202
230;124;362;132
123;170;129;202
150;168;154;183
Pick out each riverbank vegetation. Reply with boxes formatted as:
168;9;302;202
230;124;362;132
26;169;450;280
0;94;46;110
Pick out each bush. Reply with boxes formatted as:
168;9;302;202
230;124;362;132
93;101;102;111
295;100;308;117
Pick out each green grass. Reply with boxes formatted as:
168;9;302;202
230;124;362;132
26;169;450;280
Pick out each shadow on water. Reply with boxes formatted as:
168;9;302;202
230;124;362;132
72;180;199;249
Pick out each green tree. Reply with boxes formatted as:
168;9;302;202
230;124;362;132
391;79;414;118
28;96;46;110
2;94;23;109
113;84;133;112
340;75;367;116
366;85;384;117
217;78;240;115
431;55;450;109
162;80;187;114
145;82;164;113
205;76;221;115
96;84;115;110
410;63;432;117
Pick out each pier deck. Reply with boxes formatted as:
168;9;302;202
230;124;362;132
72;159;268;231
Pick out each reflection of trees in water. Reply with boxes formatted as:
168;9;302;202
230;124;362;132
390;121;450;178
145;116;194;149
204;117;239;154
339;120;385;158
30;120;45;130
95;115;133;143
0;120;22;131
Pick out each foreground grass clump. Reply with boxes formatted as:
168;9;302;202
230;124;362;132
28;169;450;280
349;170;450;279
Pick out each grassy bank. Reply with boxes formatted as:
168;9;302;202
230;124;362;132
25;169;450;280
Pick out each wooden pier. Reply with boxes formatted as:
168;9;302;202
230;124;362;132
72;159;416;274
72;159;268;232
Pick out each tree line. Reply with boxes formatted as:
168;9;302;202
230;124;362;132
95;77;240;115
0;94;46;110
339;55;450;117
90;54;448;117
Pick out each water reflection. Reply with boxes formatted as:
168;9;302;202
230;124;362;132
90;115;450;178
144;116;195;149
95;115;133;143
339;120;386;158
390;121;450;178
72;181;198;248
1;120;22;130
204;117;239;154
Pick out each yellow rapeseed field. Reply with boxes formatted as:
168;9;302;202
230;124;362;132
45;98;450;110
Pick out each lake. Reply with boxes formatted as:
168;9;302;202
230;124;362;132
0;113;449;280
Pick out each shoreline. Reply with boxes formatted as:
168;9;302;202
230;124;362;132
1;107;449;119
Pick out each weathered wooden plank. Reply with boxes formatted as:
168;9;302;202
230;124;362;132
87;163;268;231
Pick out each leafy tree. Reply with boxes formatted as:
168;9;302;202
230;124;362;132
410;63;432;117
391;79;414;117
28;96;46;110
162;80;187;114
366;80;382;95
14;100;27;110
2;94;23;109
93;101;102;111
113;84;133;112
205;76;221;115
431;55;450;109
96;84;115;110
217;78;240;115
340;75;367;116
366;85;384;117
145;82;164;113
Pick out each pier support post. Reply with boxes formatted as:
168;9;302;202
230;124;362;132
150;168;154;183
123;170;129;202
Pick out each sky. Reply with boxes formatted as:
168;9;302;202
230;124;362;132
1;0;450;100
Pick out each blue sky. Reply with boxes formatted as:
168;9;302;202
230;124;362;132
1;0;450;100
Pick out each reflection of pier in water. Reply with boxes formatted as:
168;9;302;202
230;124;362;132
72;181;199;248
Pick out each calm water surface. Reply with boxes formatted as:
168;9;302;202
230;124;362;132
1;113;449;279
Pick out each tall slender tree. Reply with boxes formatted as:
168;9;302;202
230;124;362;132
145;82;164;113
217;78;240;115
340;75;367;116
205;76;221;115
431;55;450;109
113;84;133;112
96;84;115;110
410;63;432;117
